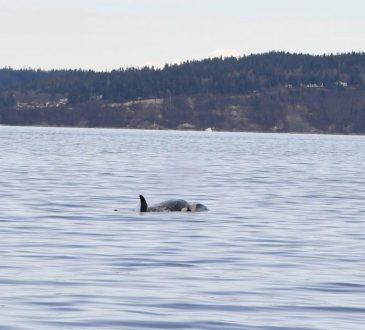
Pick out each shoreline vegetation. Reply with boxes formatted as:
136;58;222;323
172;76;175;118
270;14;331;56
1;52;365;134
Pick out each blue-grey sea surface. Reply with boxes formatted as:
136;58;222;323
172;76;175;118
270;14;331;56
0;126;364;330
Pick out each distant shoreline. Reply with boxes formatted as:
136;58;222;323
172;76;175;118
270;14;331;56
2;52;365;134
2;123;364;137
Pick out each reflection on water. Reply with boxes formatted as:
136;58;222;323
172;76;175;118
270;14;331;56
0;126;364;329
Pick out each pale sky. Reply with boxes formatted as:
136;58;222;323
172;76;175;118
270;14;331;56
1;0;364;71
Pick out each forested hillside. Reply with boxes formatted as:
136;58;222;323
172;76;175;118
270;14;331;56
1;52;365;133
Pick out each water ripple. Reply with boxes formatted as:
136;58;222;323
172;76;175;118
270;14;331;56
0;127;364;329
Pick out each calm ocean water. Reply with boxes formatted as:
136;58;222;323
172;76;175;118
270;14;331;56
0;125;364;330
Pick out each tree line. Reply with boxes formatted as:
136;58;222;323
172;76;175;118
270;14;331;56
1;52;365;106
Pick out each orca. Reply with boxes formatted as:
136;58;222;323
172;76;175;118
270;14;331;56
139;195;208;212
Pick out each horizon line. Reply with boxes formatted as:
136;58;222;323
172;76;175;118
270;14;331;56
1;50;365;73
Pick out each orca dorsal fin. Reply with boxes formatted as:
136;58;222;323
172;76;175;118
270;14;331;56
139;195;148;212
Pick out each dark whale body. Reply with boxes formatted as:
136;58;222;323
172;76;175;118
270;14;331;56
139;195;207;212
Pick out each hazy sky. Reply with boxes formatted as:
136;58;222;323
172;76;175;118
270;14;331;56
1;0;364;70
